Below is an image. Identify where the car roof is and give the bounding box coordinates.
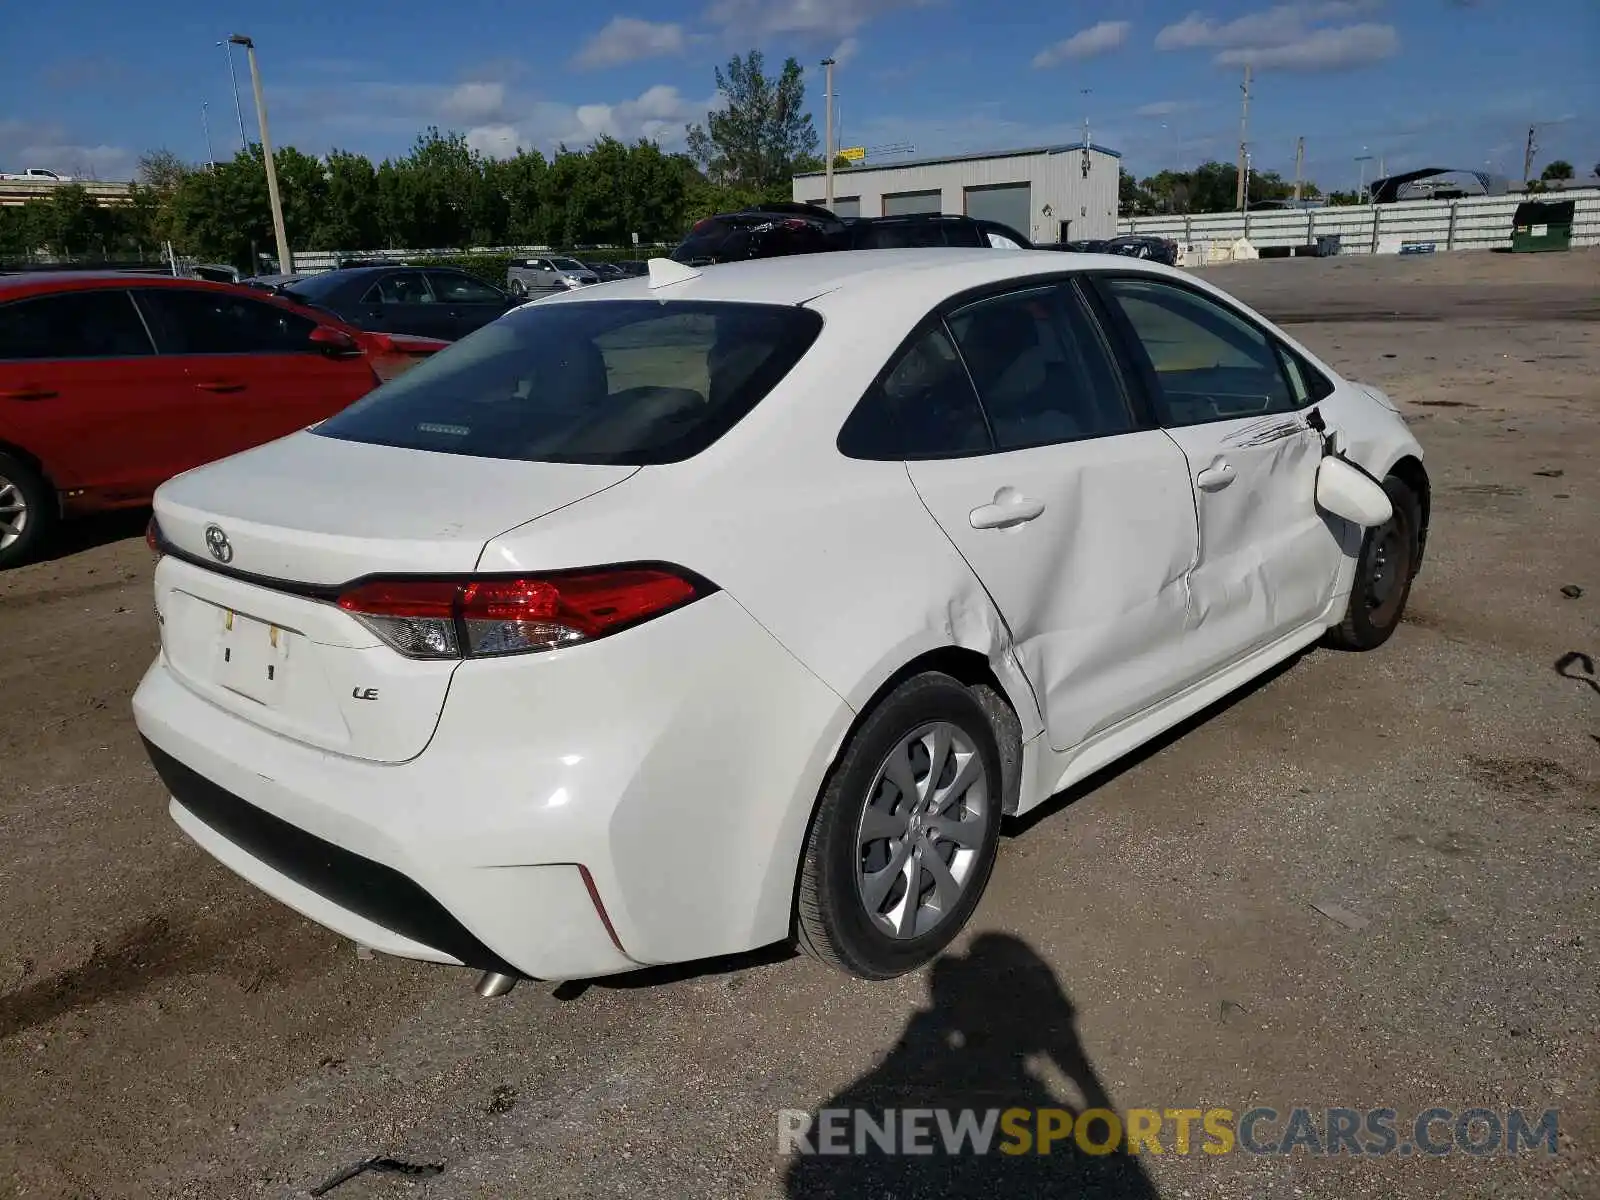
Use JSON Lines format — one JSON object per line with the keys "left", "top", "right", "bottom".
{"left": 0, "top": 270, "right": 264, "bottom": 298}
{"left": 535, "top": 248, "right": 1165, "bottom": 310}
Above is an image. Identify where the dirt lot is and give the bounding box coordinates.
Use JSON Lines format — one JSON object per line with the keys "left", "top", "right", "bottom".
{"left": 1, "top": 250, "right": 1596, "bottom": 1200}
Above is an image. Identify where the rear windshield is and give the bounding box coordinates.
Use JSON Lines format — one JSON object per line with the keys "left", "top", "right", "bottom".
{"left": 314, "top": 300, "right": 823, "bottom": 465}
{"left": 550, "top": 257, "right": 587, "bottom": 273}
{"left": 281, "top": 272, "right": 344, "bottom": 299}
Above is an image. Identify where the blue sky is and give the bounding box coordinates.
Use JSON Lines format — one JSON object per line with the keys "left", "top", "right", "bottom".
{"left": 3, "top": 0, "right": 1596, "bottom": 192}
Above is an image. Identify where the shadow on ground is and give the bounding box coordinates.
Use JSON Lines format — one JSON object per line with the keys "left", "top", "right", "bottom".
{"left": 784, "top": 934, "right": 1158, "bottom": 1199}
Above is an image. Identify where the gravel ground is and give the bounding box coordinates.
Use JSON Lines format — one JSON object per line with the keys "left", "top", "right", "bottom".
{"left": 0, "top": 249, "right": 1595, "bottom": 1200}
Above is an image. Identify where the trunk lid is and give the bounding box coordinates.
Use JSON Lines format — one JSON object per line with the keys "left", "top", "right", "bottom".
{"left": 152, "top": 433, "right": 636, "bottom": 762}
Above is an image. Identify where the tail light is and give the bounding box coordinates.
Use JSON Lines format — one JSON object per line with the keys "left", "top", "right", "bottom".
{"left": 146, "top": 516, "right": 163, "bottom": 559}
{"left": 336, "top": 566, "right": 709, "bottom": 660}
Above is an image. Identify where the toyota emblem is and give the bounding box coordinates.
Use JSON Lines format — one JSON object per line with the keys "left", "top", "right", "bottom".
{"left": 204, "top": 524, "right": 234, "bottom": 564}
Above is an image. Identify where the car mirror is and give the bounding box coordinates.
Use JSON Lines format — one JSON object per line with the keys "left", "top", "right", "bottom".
{"left": 309, "top": 325, "right": 360, "bottom": 356}
{"left": 1316, "top": 456, "right": 1392, "bottom": 527}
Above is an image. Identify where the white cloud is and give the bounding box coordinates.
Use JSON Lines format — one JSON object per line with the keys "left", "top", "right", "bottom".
{"left": 703, "top": 0, "right": 925, "bottom": 40}
{"left": 0, "top": 118, "right": 136, "bottom": 181}
{"left": 1215, "top": 22, "right": 1397, "bottom": 69}
{"left": 1033, "top": 20, "right": 1131, "bottom": 68}
{"left": 1155, "top": 3, "right": 1397, "bottom": 70}
{"left": 441, "top": 82, "right": 508, "bottom": 124}
{"left": 1133, "top": 100, "right": 1199, "bottom": 118}
{"left": 465, "top": 85, "right": 722, "bottom": 156}
{"left": 573, "top": 17, "right": 687, "bottom": 69}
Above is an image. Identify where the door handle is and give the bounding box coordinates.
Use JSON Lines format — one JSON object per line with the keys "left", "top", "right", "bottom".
{"left": 969, "top": 490, "right": 1046, "bottom": 530}
{"left": 1195, "top": 460, "right": 1236, "bottom": 492}
{"left": 195, "top": 381, "right": 246, "bottom": 394}
{"left": 0, "top": 387, "right": 57, "bottom": 401}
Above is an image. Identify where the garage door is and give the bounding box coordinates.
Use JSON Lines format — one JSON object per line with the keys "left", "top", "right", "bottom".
{"left": 803, "top": 196, "right": 861, "bottom": 218}
{"left": 882, "top": 190, "right": 942, "bottom": 216}
{"left": 964, "top": 183, "right": 1031, "bottom": 236}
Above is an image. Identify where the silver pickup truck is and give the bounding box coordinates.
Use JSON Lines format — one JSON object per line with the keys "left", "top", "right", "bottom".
{"left": 505, "top": 255, "right": 599, "bottom": 297}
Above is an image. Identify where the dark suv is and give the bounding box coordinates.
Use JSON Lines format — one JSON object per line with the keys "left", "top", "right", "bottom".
{"left": 671, "top": 203, "right": 1032, "bottom": 265}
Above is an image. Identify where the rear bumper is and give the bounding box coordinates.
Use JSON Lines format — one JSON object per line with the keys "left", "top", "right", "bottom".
{"left": 132, "top": 590, "right": 851, "bottom": 980}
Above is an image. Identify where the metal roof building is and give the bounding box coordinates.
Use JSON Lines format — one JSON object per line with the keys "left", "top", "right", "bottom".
{"left": 792, "top": 142, "right": 1122, "bottom": 244}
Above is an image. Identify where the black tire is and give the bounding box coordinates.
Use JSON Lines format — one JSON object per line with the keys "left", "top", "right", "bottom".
{"left": 1326, "top": 474, "right": 1421, "bottom": 651}
{"left": 796, "top": 672, "right": 1003, "bottom": 979}
{"left": 510, "top": 279, "right": 528, "bottom": 297}
{"left": 0, "top": 451, "right": 54, "bottom": 570}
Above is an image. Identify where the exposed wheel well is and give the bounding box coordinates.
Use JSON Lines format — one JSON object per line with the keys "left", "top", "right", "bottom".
{"left": 851, "top": 648, "right": 1026, "bottom": 813}
{"left": 1387, "top": 455, "right": 1430, "bottom": 571}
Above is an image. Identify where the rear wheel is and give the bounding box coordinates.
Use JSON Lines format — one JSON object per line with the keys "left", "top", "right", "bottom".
{"left": 0, "top": 452, "right": 54, "bottom": 570}
{"left": 796, "top": 672, "right": 1002, "bottom": 979}
{"left": 510, "top": 279, "right": 528, "bottom": 297}
{"left": 1326, "top": 474, "right": 1420, "bottom": 650}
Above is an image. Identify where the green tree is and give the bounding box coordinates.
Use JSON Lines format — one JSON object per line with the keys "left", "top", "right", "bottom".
{"left": 498, "top": 149, "right": 550, "bottom": 244}
{"left": 1540, "top": 159, "right": 1574, "bottom": 182}
{"left": 686, "top": 50, "right": 818, "bottom": 191}
{"left": 314, "top": 150, "right": 381, "bottom": 249}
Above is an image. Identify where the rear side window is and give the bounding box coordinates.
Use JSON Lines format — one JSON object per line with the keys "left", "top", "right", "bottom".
{"left": 0, "top": 291, "right": 154, "bottom": 360}
{"left": 946, "top": 285, "right": 1132, "bottom": 450}
{"left": 838, "top": 322, "right": 992, "bottom": 460}
{"left": 315, "top": 300, "right": 823, "bottom": 465}
{"left": 427, "top": 272, "right": 504, "bottom": 303}
{"left": 362, "top": 272, "right": 434, "bottom": 305}
{"left": 134, "top": 289, "right": 319, "bottom": 355}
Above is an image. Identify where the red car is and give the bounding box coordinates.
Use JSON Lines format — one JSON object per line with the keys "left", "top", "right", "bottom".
{"left": 0, "top": 272, "right": 447, "bottom": 567}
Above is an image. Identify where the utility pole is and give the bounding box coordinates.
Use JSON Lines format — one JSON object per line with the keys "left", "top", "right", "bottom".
{"left": 1080, "top": 89, "right": 1092, "bottom": 178}
{"left": 201, "top": 102, "right": 216, "bottom": 170}
{"left": 1522, "top": 125, "right": 1537, "bottom": 185}
{"left": 1235, "top": 64, "right": 1251, "bottom": 211}
{"left": 219, "top": 41, "right": 248, "bottom": 151}
{"left": 1293, "top": 136, "right": 1305, "bottom": 203}
{"left": 230, "top": 35, "right": 293, "bottom": 275}
{"left": 821, "top": 56, "right": 836, "bottom": 210}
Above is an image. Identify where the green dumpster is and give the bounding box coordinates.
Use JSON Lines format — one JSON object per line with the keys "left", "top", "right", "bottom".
{"left": 1508, "top": 198, "right": 1574, "bottom": 252}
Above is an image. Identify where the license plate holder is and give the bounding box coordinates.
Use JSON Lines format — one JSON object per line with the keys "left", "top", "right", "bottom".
{"left": 215, "top": 609, "right": 290, "bottom": 706}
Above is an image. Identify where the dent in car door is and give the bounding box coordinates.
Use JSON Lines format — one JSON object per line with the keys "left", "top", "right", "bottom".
{"left": 1096, "top": 275, "right": 1344, "bottom": 675}
{"left": 843, "top": 284, "right": 1199, "bottom": 753}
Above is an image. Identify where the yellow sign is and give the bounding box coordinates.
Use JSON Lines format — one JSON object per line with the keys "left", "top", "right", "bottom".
{"left": 838, "top": 146, "right": 866, "bottom": 163}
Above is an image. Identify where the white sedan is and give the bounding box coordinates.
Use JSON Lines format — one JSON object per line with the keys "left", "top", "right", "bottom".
{"left": 133, "top": 250, "right": 1428, "bottom": 989}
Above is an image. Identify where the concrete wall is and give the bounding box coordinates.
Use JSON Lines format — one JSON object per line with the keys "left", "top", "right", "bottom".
{"left": 794, "top": 147, "right": 1120, "bottom": 242}
{"left": 1116, "top": 189, "right": 1600, "bottom": 254}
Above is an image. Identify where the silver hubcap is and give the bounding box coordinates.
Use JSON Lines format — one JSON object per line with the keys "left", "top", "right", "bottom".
{"left": 0, "top": 474, "right": 27, "bottom": 551}
{"left": 856, "top": 721, "right": 990, "bottom": 940}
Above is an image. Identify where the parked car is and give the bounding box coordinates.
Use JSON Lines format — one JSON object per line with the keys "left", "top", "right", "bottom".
{"left": 613, "top": 260, "right": 649, "bottom": 277}
{"left": 134, "top": 248, "right": 1428, "bottom": 991}
{"left": 242, "top": 271, "right": 314, "bottom": 293}
{"left": 671, "top": 204, "right": 1032, "bottom": 265}
{"left": 505, "top": 256, "right": 600, "bottom": 297}
{"left": 280, "top": 266, "right": 515, "bottom": 342}
{"left": 0, "top": 272, "right": 447, "bottom": 567}
{"left": 582, "top": 261, "right": 626, "bottom": 282}
{"left": 1104, "top": 234, "right": 1180, "bottom": 266}
{"left": 1040, "top": 238, "right": 1110, "bottom": 254}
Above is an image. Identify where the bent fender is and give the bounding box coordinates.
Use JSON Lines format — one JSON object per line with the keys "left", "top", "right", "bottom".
{"left": 1316, "top": 456, "right": 1392, "bottom": 527}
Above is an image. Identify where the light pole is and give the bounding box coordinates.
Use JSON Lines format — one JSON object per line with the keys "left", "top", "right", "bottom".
{"left": 230, "top": 34, "right": 293, "bottom": 274}
{"left": 201, "top": 102, "right": 215, "bottom": 169}
{"left": 219, "top": 40, "right": 248, "bottom": 151}
{"left": 821, "top": 56, "right": 836, "bottom": 210}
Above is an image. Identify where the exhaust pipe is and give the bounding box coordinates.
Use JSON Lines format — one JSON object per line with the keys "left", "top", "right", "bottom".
{"left": 475, "top": 971, "right": 518, "bottom": 998}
